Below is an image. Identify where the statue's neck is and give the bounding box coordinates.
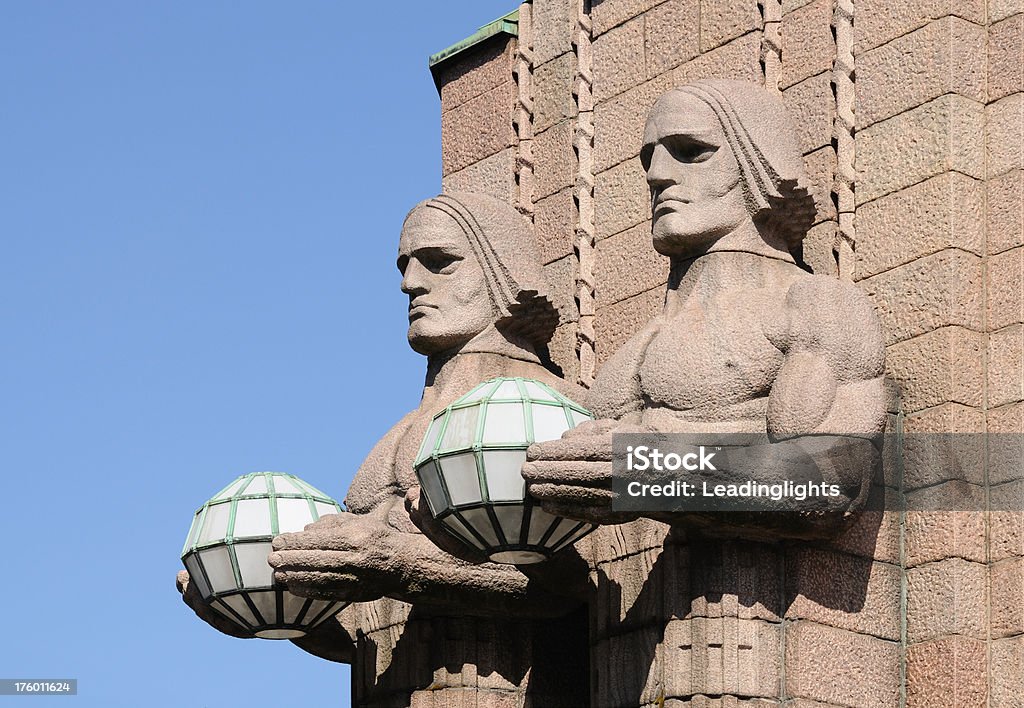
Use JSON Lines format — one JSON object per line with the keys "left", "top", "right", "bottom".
{"left": 422, "top": 326, "right": 540, "bottom": 404}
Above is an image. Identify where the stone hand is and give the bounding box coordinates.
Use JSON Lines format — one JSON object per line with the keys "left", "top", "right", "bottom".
{"left": 176, "top": 570, "right": 254, "bottom": 639}
{"left": 269, "top": 510, "right": 406, "bottom": 603}
{"left": 523, "top": 419, "right": 640, "bottom": 525}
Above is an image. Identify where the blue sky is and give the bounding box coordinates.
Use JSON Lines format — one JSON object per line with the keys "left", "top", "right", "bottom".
{"left": 1, "top": 2, "right": 519, "bottom": 705}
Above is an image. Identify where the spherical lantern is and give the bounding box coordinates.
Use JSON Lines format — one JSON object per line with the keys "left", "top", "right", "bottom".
{"left": 181, "top": 471, "right": 347, "bottom": 639}
{"left": 414, "top": 377, "right": 596, "bottom": 565}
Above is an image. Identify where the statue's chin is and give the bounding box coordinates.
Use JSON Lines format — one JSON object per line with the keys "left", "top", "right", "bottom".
{"left": 651, "top": 231, "right": 712, "bottom": 258}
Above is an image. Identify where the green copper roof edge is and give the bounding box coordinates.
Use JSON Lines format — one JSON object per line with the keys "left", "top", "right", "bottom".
{"left": 428, "top": 9, "right": 519, "bottom": 70}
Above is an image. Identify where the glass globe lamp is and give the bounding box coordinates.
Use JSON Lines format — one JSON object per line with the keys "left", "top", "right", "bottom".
{"left": 414, "top": 377, "right": 596, "bottom": 564}
{"left": 181, "top": 471, "right": 347, "bottom": 639}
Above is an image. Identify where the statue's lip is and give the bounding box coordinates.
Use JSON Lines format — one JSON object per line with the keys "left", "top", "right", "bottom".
{"left": 654, "top": 196, "right": 689, "bottom": 211}
{"left": 408, "top": 302, "right": 437, "bottom": 320}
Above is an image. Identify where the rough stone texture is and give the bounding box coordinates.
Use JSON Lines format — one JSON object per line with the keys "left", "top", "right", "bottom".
{"left": 673, "top": 30, "right": 764, "bottom": 85}
{"left": 594, "top": 285, "right": 663, "bottom": 366}
{"left": 989, "top": 246, "right": 1024, "bottom": 330}
{"left": 905, "top": 510, "right": 987, "bottom": 567}
{"left": 781, "top": 0, "right": 834, "bottom": 89}
{"left": 595, "top": 222, "right": 669, "bottom": 307}
{"left": 595, "top": 157, "right": 649, "bottom": 240}
{"left": 856, "top": 17, "right": 986, "bottom": 130}
{"left": 906, "top": 558, "right": 987, "bottom": 642}
{"left": 902, "top": 402, "right": 986, "bottom": 489}
{"left": 989, "top": 402, "right": 1024, "bottom": 486}
{"left": 990, "top": 15, "right": 1024, "bottom": 102}
{"left": 801, "top": 221, "right": 837, "bottom": 277}
{"left": 855, "top": 0, "right": 985, "bottom": 54}
{"left": 662, "top": 617, "right": 782, "bottom": 699}
{"left": 992, "top": 511, "right": 1024, "bottom": 561}
{"left": 861, "top": 248, "right": 983, "bottom": 346}
{"left": 544, "top": 253, "right": 580, "bottom": 324}
{"left": 858, "top": 95, "right": 986, "bottom": 205}
{"left": 534, "top": 186, "right": 576, "bottom": 265}
{"left": 591, "top": 0, "right": 664, "bottom": 36}
{"left": 803, "top": 146, "right": 837, "bottom": 224}
{"left": 989, "top": 324, "right": 1024, "bottom": 407}
{"left": 885, "top": 326, "right": 985, "bottom": 412}
{"left": 534, "top": 53, "right": 578, "bottom": 133}
{"left": 988, "top": 169, "right": 1024, "bottom": 256}
{"left": 593, "top": 15, "right": 646, "bottom": 102}
{"left": 991, "top": 635, "right": 1024, "bottom": 707}
{"left": 646, "top": 0, "right": 700, "bottom": 75}
{"left": 785, "top": 549, "right": 901, "bottom": 640}
{"left": 437, "top": 38, "right": 515, "bottom": 114}
{"left": 987, "top": 93, "right": 1024, "bottom": 179}
{"left": 595, "top": 73, "right": 675, "bottom": 173}
{"left": 991, "top": 0, "right": 1024, "bottom": 22}
{"left": 441, "top": 81, "right": 516, "bottom": 176}
{"left": 784, "top": 622, "right": 900, "bottom": 707}
{"left": 906, "top": 635, "right": 988, "bottom": 707}
{"left": 442, "top": 148, "right": 517, "bottom": 202}
{"left": 825, "top": 505, "right": 901, "bottom": 564}
{"left": 699, "top": 0, "right": 760, "bottom": 53}
{"left": 990, "top": 556, "right": 1024, "bottom": 637}
{"left": 856, "top": 172, "right": 984, "bottom": 279}
{"left": 534, "top": 120, "right": 577, "bottom": 200}
{"left": 782, "top": 72, "right": 835, "bottom": 155}
{"left": 548, "top": 320, "right": 579, "bottom": 382}
{"left": 533, "top": 0, "right": 574, "bottom": 67}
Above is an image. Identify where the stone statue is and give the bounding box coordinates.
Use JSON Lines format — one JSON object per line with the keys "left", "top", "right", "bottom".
{"left": 180, "top": 192, "right": 589, "bottom": 706}
{"left": 523, "top": 80, "right": 887, "bottom": 539}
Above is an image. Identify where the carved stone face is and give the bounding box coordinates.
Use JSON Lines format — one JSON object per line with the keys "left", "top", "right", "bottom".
{"left": 642, "top": 91, "right": 750, "bottom": 257}
{"left": 397, "top": 206, "right": 494, "bottom": 355}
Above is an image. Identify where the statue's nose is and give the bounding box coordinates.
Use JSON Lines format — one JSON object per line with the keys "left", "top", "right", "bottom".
{"left": 645, "top": 143, "right": 678, "bottom": 190}
{"left": 400, "top": 259, "right": 429, "bottom": 296}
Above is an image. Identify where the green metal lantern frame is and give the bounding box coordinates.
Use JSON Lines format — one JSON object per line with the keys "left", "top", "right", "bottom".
{"left": 414, "top": 377, "right": 596, "bottom": 564}
{"left": 181, "top": 471, "right": 346, "bottom": 639}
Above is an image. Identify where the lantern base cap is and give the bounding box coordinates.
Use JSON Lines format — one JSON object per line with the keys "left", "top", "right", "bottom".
{"left": 489, "top": 549, "right": 546, "bottom": 565}
{"left": 256, "top": 628, "right": 307, "bottom": 640}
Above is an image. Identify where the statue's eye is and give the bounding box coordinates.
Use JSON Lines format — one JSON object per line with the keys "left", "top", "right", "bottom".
{"left": 419, "top": 249, "right": 461, "bottom": 274}
{"left": 665, "top": 136, "right": 716, "bottom": 163}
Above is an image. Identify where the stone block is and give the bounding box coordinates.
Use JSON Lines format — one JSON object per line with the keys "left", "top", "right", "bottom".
{"left": 857, "top": 17, "right": 986, "bottom": 130}
{"left": 803, "top": 146, "right": 836, "bottom": 224}
{"left": 987, "top": 93, "right": 1024, "bottom": 179}
{"left": 781, "top": 0, "right": 834, "bottom": 89}
{"left": 672, "top": 31, "right": 764, "bottom": 85}
{"left": 591, "top": 0, "right": 663, "bottom": 36}
{"left": 991, "top": 635, "right": 1024, "bottom": 707}
{"left": 594, "top": 286, "right": 663, "bottom": 366}
{"left": 826, "top": 505, "right": 901, "bottom": 564}
{"left": 544, "top": 253, "right": 580, "bottom": 325}
{"left": 885, "top": 327, "right": 985, "bottom": 413}
{"left": 699, "top": 0, "right": 760, "bottom": 53}
{"left": 782, "top": 72, "right": 834, "bottom": 155}
{"left": 437, "top": 37, "right": 515, "bottom": 113}
{"left": 594, "top": 72, "right": 674, "bottom": 173}
{"left": 534, "top": 186, "right": 576, "bottom": 264}
{"left": 906, "top": 558, "right": 987, "bottom": 642}
{"left": 593, "top": 630, "right": 663, "bottom": 706}
{"left": 662, "top": 617, "right": 782, "bottom": 699}
{"left": 533, "top": 0, "right": 575, "bottom": 67}
{"left": 989, "top": 402, "right": 1024, "bottom": 485}
{"left": 595, "top": 157, "right": 649, "bottom": 240}
{"left": 593, "top": 15, "right": 645, "bottom": 102}
{"left": 858, "top": 95, "right": 986, "bottom": 205}
{"left": 647, "top": 0, "right": 700, "bottom": 76}
{"left": 904, "top": 511, "right": 987, "bottom": 567}
{"left": 854, "top": 0, "right": 985, "bottom": 54}
{"left": 989, "top": 247, "right": 1024, "bottom": 331}
{"left": 991, "top": 511, "right": 1024, "bottom": 561}
{"left": 534, "top": 53, "right": 578, "bottom": 134}
{"left": 800, "top": 221, "right": 837, "bottom": 277}
{"left": 991, "top": 0, "right": 1024, "bottom": 23}
{"left": 784, "top": 621, "right": 900, "bottom": 707}
{"left": 441, "top": 148, "right": 517, "bottom": 203}
{"left": 856, "top": 172, "right": 984, "bottom": 279}
{"left": 784, "top": 549, "right": 901, "bottom": 640}
{"left": 902, "top": 402, "right": 986, "bottom": 489}
{"left": 906, "top": 636, "right": 987, "bottom": 707}
{"left": 861, "top": 249, "right": 983, "bottom": 346}
{"left": 595, "top": 222, "right": 668, "bottom": 307}
{"left": 989, "top": 324, "right": 1024, "bottom": 407}
{"left": 548, "top": 320, "right": 578, "bottom": 381}
{"left": 991, "top": 557, "right": 1024, "bottom": 637}
{"left": 534, "top": 120, "right": 577, "bottom": 200}
{"left": 988, "top": 169, "right": 1024, "bottom": 256}
{"left": 990, "top": 15, "right": 1024, "bottom": 102}
{"left": 441, "top": 81, "right": 516, "bottom": 175}
{"left": 685, "top": 541, "right": 785, "bottom": 623}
